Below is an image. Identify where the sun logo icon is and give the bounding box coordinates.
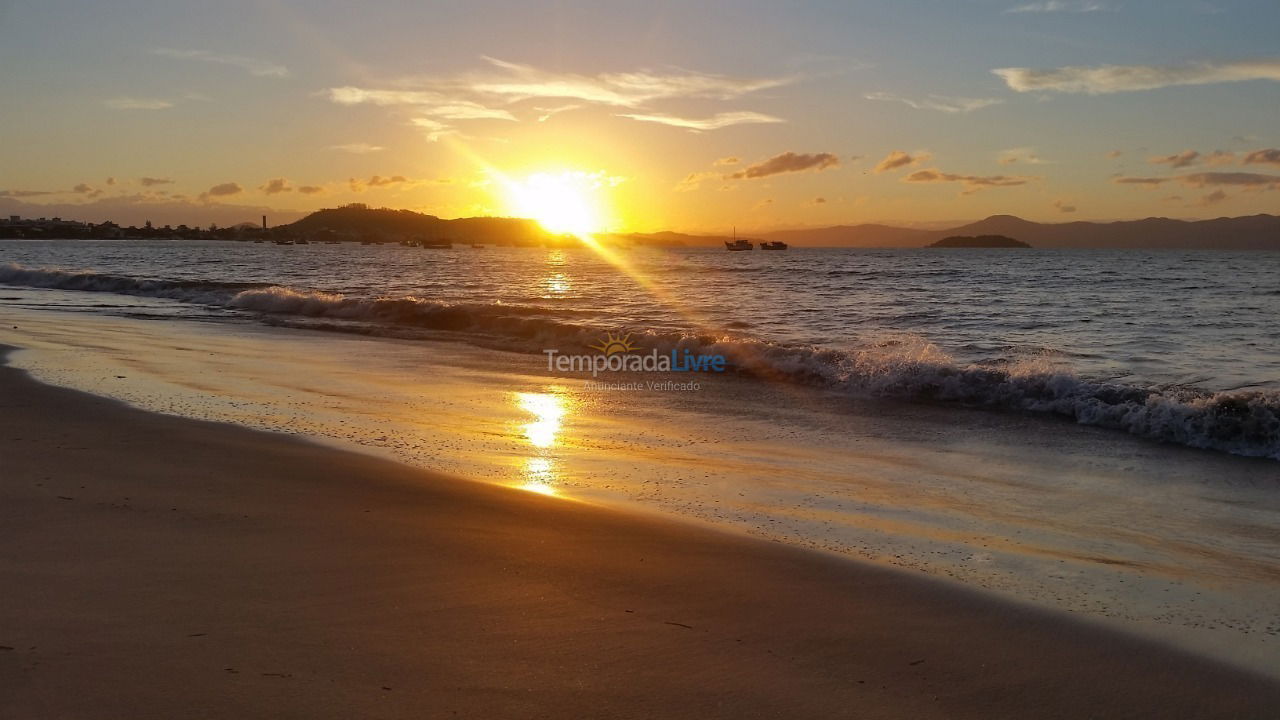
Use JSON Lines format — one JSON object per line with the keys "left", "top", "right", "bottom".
{"left": 589, "top": 331, "right": 639, "bottom": 355}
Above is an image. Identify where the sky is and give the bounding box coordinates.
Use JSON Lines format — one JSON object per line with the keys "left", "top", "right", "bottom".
{"left": 1, "top": 0, "right": 1278, "bottom": 232}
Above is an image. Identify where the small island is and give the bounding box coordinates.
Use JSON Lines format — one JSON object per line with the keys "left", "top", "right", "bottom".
{"left": 929, "top": 234, "right": 1031, "bottom": 248}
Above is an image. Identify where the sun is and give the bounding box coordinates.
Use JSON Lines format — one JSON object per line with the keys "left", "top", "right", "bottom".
{"left": 505, "top": 170, "right": 607, "bottom": 237}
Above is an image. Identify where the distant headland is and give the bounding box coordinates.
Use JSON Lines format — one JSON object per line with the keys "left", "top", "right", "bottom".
{"left": 929, "top": 234, "right": 1030, "bottom": 248}
{"left": 2, "top": 205, "right": 1278, "bottom": 250}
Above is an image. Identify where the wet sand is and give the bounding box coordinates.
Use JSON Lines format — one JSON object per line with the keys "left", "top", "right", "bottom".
{"left": 2, "top": 346, "right": 1279, "bottom": 719}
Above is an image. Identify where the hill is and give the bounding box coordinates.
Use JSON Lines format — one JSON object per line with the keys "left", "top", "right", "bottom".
{"left": 760, "top": 214, "right": 1280, "bottom": 249}
{"left": 283, "top": 205, "right": 554, "bottom": 245}
{"left": 929, "top": 234, "right": 1030, "bottom": 248}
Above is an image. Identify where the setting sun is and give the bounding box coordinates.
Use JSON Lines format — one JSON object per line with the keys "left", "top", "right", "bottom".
{"left": 504, "top": 171, "right": 608, "bottom": 237}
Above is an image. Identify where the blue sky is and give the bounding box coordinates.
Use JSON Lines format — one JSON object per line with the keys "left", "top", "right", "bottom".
{"left": 1, "top": 0, "right": 1277, "bottom": 230}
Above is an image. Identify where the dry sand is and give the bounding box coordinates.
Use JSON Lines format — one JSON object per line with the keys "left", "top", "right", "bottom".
{"left": 2, "top": 346, "right": 1278, "bottom": 719}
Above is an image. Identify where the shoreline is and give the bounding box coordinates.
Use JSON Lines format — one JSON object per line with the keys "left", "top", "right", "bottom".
{"left": 5, "top": 299, "right": 1280, "bottom": 679}
{"left": 3, "top": 345, "right": 1280, "bottom": 718}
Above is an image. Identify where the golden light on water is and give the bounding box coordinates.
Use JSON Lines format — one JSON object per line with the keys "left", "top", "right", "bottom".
{"left": 520, "top": 457, "right": 558, "bottom": 496}
{"left": 505, "top": 170, "right": 608, "bottom": 236}
{"left": 513, "top": 391, "right": 570, "bottom": 496}
{"left": 515, "top": 391, "right": 565, "bottom": 448}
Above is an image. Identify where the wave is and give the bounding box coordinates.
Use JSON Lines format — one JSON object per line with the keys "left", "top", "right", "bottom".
{"left": 4, "top": 262, "right": 1278, "bottom": 459}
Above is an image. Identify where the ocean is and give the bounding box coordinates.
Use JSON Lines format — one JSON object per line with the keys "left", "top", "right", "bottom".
{"left": 3, "top": 240, "right": 1279, "bottom": 457}
{"left": 2, "top": 238, "right": 1279, "bottom": 674}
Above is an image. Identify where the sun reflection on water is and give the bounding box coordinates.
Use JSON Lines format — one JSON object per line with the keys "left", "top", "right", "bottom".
{"left": 513, "top": 390, "right": 571, "bottom": 496}
{"left": 520, "top": 457, "right": 558, "bottom": 496}
{"left": 516, "top": 391, "right": 565, "bottom": 448}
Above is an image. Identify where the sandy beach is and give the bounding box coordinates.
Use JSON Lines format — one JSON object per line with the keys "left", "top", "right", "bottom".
{"left": 2, "top": 346, "right": 1278, "bottom": 719}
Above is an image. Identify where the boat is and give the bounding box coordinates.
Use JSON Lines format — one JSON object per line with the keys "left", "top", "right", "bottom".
{"left": 760, "top": 241, "right": 788, "bottom": 251}
{"left": 724, "top": 226, "right": 753, "bottom": 251}
{"left": 273, "top": 239, "right": 293, "bottom": 245}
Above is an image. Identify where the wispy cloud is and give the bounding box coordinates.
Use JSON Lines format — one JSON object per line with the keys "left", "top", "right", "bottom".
{"left": 328, "top": 143, "right": 385, "bottom": 154}
{"left": 1150, "top": 150, "right": 1201, "bottom": 168}
{"left": 674, "top": 171, "right": 720, "bottom": 192}
{"left": 1053, "top": 199, "right": 1078, "bottom": 213}
{"left": 105, "top": 97, "right": 173, "bottom": 110}
{"left": 0, "top": 189, "right": 57, "bottom": 198}
{"left": 297, "top": 185, "right": 325, "bottom": 195}
{"left": 994, "top": 58, "right": 1280, "bottom": 94}
{"left": 139, "top": 177, "right": 175, "bottom": 187}
{"left": 153, "top": 48, "right": 289, "bottom": 78}
{"left": 1004, "top": 1, "right": 1109, "bottom": 13}
{"left": 464, "top": 56, "right": 791, "bottom": 107}
{"left": 903, "top": 168, "right": 1036, "bottom": 193}
{"left": 998, "top": 147, "right": 1046, "bottom": 165}
{"left": 873, "top": 150, "right": 927, "bottom": 173}
{"left": 327, "top": 57, "right": 792, "bottom": 138}
{"left": 1113, "top": 176, "right": 1170, "bottom": 186}
{"left": 728, "top": 152, "right": 840, "bottom": 179}
{"left": 410, "top": 117, "right": 455, "bottom": 142}
{"left": 1178, "top": 171, "right": 1280, "bottom": 189}
{"left": 616, "top": 111, "right": 784, "bottom": 131}
{"left": 348, "top": 175, "right": 420, "bottom": 193}
{"left": 865, "top": 91, "right": 1001, "bottom": 114}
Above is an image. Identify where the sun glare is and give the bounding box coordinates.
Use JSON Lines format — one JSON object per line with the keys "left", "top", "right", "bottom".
{"left": 505, "top": 171, "right": 607, "bottom": 237}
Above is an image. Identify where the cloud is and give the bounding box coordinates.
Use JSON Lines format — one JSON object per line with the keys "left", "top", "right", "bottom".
{"left": 297, "top": 185, "right": 325, "bottom": 195}
{"left": 105, "top": 177, "right": 116, "bottom": 186}
{"left": 328, "top": 143, "right": 384, "bottom": 154}
{"left": 1106, "top": 149, "right": 1123, "bottom": 159}
{"left": 674, "top": 171, "right": 719, "bottom": 192}
{"left": 811, "top": 197, "right": 827, "bottom": 205}
{"left": 1178, "top": 171, "right": 1280, "bottom": 189}
{"left": 410, "top": 117, "right": 455, "bottom": 142}
{"left": 1053, "top": 199, "right": 1077, "bottom": 213}
{"left": 152, "top": 48, "right": 289, "bottom": 78}
{"left": 534, "top": 104, "right": 582, "bottom": 122}
{"left": 348, "top": 175, "right": 415, "bottom": 193}
{"left": 1113, "top": 176, "right": 1169, "bottom": 185}
{"left": 1199, "top": 190, "right": 1228, "bottom": 206}
{"left": 902, "top": 168, "right": 1036, "bottom": 193}
{"left": 464, "top": 56, "right": 790, "bottom": 107}
{"left": 199, "top": 182, "right": 243, "bottom": 201}
{"left": 998, "top": 147, "right": 1046, "bottom": 165}
{"left": 328, "top": 57, "right": 792, "bottom": 140}
{"left": 874, "top": 150, "right": 926, "bottom": 173}
{"left": 139, "top": 177, "right": 175, "bottom": 187}
{"left": 865, "top": 91, "right": 1001, "bottom": 114}
{"left": 715, "top": 156, "right": 741, "bottom": 166}
{"left": 1150, "top": 150, "right": 1200, "bottom": 168}
{"left": 72, "top": 183, "right": 93, "bottom": 194}
{"left": 616, "top": 111, "right": 784, "bottom": 131}
{"left": 105, "top": 97, "right": 173, "bottom": 110}
{"left": 0, "top": 189, "right": 56, "bottom": 198}
{"left": 1005, "top": 1, "right": 1108, "bottom": 12}
{"left": 994, "top": 58, "right": 1280, "bottom": 94}
{"left": 1243, "top": 148, "right": 1280, "bottom": 166}
{"left": 259, "top": 178, "right": 291, "bottom": 195}
{"left": 728, "top": 152, "right": 840, "bottom": 180}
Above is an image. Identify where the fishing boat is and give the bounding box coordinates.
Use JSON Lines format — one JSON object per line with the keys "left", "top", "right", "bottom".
{"left": 760, "top": 241, "right": 788, "bottom": 251}
{"left": 724, "top": 227, "right": 753, "bottom": 251}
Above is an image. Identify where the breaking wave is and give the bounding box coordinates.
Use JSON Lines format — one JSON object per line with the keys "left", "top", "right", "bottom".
{"left": 4, "top": 262, "right": 1278, "bottom": 459}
